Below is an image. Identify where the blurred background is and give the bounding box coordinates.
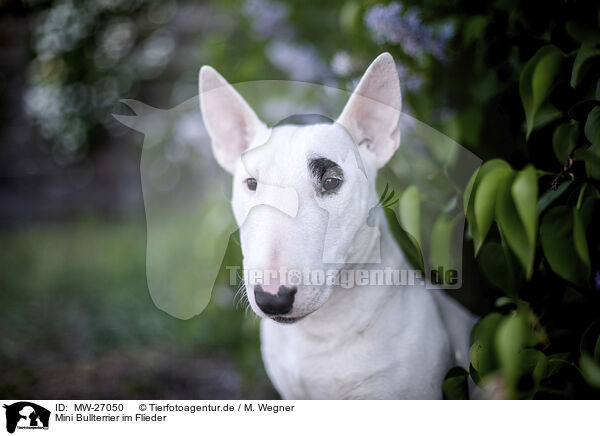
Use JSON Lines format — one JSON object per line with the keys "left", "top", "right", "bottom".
{"left": 1, "top": 0, "right": 599, "bottom": 399}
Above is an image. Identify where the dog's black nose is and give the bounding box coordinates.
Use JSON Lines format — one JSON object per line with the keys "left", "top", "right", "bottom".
{"left": 254, "top": 285, "right": 297, "bottom": 316}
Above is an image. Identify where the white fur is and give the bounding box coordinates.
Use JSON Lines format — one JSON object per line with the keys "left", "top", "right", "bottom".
{"left": 200, "top": 53, "right": 476, "bottom": 399}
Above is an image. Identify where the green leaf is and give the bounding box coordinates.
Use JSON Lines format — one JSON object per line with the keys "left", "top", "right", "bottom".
{"left": 537, "top": 181, "right": 573, "bottom": 216}
{"left": 463, "top": 15, "right": 489, "bottom": 45}
{"left": 478, "top": 242, "right": 517, "bottom": 293}
{"left": 464, "top": 159, "right": 511, "bottom": 210}
{"left": 574, "top": 145, "right": 600, "bottom": 179}
{"left": 584, "top": 106, "right": 600, "bottom": 147}
{"left": 531, "top": 104, "right": 562, "bottom": 132}
{"left": 574, "top": 184, "right": 600, "bottom": 227}
{"left": 463, "top": 170, "right": 476, "bottom": 215}
{"left": 399, "top": 185, "right": 421, "bottom": 247}
{"left": 469, "top": 340, "right": 482, "bottom": 372}
{"left": 518, "top": 349, "right": 549, "bottom": 398}
{"left": 495, "top": 297, "right": 517, "bottom": 308}
{"left": 469, "top": 363, "right": 482, "bottom": 387}
{"left": 520, "top": 349, "right": 549, "bottom": 385}
{"left": 571, "top": 44, "right": 600, "bottom": 88}
{"left": 572, "top": 206, "right": 590, "bottom": 273}
{"left": 495, "top": 312, "right": 540, "bottom": 389}
{"left": 430, "top": 213, "right": 458, "bottom": 272}
{"left": 464, "top": 159, "right": 511, "bottom": 250}
{"left": 471, "top": 313, "right": 504, "bottom": 375}
{"left": 384, "top": 207, "right": 424, "bottom": 272}
{"left": 581, "top": 197, "right": 599, "bottom": 229}
{"left": 580, "top": 353, "right": 600, "bottom": 388}
{"left": 552, "top": 122, "right": 579, "bottom": 163}
{"left": 442, "top": 366, "right": 470, "bottom": 400}
{"left": 519, "top": 45, "right": 565, "bottom": 139}
{"left": 531, "top": 51, "right": 564, "bottom": 112}
{"left": 566, "top": 20, "right": 600, "bottom": 45}
{"left": 495, "top": 314, "right": 526, "bottom": 383}
{"left": 580, "top": 319, "right": 600, "bottom": 356}
{"left": 495, "top": 172, "right": 536, "bottom": 279}
{"left": 540, "top": 205, "right": 591, "bottom": 286}
{"left": 511, "top": 165, "right": 538, "bottom": 247}
{"left": 545, "top": 353, "right": 570, "bottom": 379}
{"left": 568, "top": 99, "right": 600, "bottom": 120}
{"left": 579, "top": 319, "right": 600, "bottom": 388}
{"left": 473, "top": 166, "right": 511, "bottom": 253}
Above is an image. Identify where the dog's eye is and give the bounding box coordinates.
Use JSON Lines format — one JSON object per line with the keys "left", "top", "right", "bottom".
{"left": 245, "top": 178, "right": 258, "bottom": 191}
{"left": 323, "top": 177, "right": 341, "bottom": 191}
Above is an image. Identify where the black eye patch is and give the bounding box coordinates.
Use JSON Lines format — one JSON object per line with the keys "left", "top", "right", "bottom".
{"left": 308, "top": 157, "right": 344, "bottom": 195}
{"left": 309, "top": 157, "right": 341, "bottom": 179}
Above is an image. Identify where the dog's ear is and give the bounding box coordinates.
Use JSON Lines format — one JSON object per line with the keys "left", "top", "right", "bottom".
{"left": 336, "top": 53, "right": 401, "bottom": 168}
{"left": 199, "top": 66, "right": 268, "bottom": 174}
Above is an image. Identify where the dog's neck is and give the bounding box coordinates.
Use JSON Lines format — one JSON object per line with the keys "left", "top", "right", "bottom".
{"left": 294, "top": 205, "right": 410, "bottom": 338}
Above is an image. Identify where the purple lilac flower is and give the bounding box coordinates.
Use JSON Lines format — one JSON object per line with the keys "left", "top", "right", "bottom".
{"left": 364, "top": 2, "right": 454, "bottom": 61}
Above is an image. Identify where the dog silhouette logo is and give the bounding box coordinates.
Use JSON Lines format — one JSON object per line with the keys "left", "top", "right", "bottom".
{"left": 3, "top": 402, "right": 50, "bottom": 434}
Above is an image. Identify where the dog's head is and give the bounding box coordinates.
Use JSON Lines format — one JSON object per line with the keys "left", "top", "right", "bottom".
{"left": 199, "top": 53, "right": 401, "bottom": 323}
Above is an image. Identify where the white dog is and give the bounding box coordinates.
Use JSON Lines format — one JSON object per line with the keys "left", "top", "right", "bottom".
{"left": 199, "top": 53, "right": 476, "bottom": 399}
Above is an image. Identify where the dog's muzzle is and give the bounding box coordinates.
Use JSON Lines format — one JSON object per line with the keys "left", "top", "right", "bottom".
{"left": 254, "top": 285, "right": 297, "bottom": 316}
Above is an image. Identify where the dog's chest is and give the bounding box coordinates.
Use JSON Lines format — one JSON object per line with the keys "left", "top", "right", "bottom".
{"left": 259, "top": 315, "right": 449, "bottom": 399}
{"left": 260, "top": 321, "right": 383, "bottom": 399}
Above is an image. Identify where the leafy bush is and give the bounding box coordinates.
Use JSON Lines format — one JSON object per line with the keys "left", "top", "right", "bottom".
{"left": 412, "top": 1, "right": 600, "bottom": 399}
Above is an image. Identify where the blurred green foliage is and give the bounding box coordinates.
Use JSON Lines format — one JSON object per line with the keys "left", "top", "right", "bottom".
{"left": 0, "top": 219, "right": 271, "bottom": 398}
